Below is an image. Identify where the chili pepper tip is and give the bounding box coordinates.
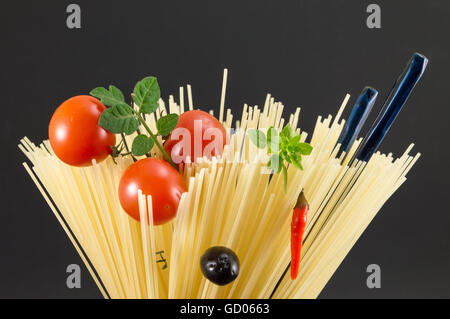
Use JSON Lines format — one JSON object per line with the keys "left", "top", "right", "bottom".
{"left": 295, "top": 190, "right": 309, "bottom": 210}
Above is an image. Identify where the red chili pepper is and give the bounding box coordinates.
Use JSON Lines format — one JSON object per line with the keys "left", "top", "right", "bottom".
{"left": 291, "top": 191, "right": 309, "bottom": 280}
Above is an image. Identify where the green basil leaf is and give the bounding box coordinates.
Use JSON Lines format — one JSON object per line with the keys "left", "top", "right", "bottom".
{"left": 131, "top": 134, "right": 154, "bottom": 156}
{"left": 267, "top": 126, "right": 277, "bottom": 140}
{"left": 290, "top": 144, "right": 302, "bottom": 153}
{"left": 268, "top": 154, "right": 281, "bottom": 173}
{"left": 108, "top": 85, "right": 125, "bottom": 102}
{"left": 269, "top": 135, "right": 280, "bottom": 154}
{"left": 90, "top": 86, "right": 129, "bottom": 108}
{"left": 248, "top": 129, "right": 267, "bottom": 149}
{"left": 287, "top": 145, "right": 297, "bottom": 153}
{"left": 289, "top": 134, "right": 301, "bottom": 146}
{"left": 267, "top": 126, "right": 279, "bottom": 154}
{"left": 133, "top": 76, "right": 160, "bottom": 114}
{"left": 280, "top": 124, "right": 292, "bottom": 139}
{"left": 284, "top": 153, "right": 292, "bottom": 164}
{"left": 298, "top": 142, "right": 313, "bottom": 155}
{"left": 291, "top": 156, "right": 303, "bottom": 170}
{"left": 157, "top": 114, "right": 179, "bottom": 136}
{"left": 98, "top": 105, "right": 139, "bottom": 135}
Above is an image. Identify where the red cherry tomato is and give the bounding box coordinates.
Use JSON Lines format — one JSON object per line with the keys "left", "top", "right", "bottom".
{"left": 164, "top": 110, "right": 227, "bottom": 167}
{"left": 48, "top": 95, "right": 116, "bottom": 167}
{"left": 118, "top": 158, "right": 187, "bottom": 225}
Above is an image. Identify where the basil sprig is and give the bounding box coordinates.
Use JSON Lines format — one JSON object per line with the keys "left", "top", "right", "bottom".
{"left": 249, "top": 124, "right": 313, "bottom": 191}
{"left": 90, "top": 77, "right": 179, "bottom": 169}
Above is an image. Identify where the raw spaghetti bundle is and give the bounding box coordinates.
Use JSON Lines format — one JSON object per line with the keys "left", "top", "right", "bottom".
{"left": 19, "top": 54, "right": 427, "bottom": 299}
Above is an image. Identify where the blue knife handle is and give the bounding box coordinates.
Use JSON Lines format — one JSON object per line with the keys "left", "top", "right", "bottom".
{"left": 356, "top": 53, "right": 428, "bottom": 162}
{"left": 337, "top": 87, "right": 378, "bottom": 158}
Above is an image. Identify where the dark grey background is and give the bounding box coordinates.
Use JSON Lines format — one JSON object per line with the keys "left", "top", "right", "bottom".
{"left": 1, "top": 0, "right": 449, "bottom": 298}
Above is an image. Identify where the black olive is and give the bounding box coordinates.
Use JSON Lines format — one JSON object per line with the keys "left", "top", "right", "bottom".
{"left": 200, "top": 246, "right": 240, "bottom": 286}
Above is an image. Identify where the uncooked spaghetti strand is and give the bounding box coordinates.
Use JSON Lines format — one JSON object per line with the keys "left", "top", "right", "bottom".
{"left": 22, "top": 162, "right": 109, "bottom": 299}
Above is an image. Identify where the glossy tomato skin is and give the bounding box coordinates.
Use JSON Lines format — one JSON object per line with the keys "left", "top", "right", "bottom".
{"left": 118, "top": 158, "right": 187, "bottom": 225}
{"left": 164, "top": 110, "right": 227, "bottom": 167}
{"left": 48, "top": 95, "right": 116, "bottom": 167}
